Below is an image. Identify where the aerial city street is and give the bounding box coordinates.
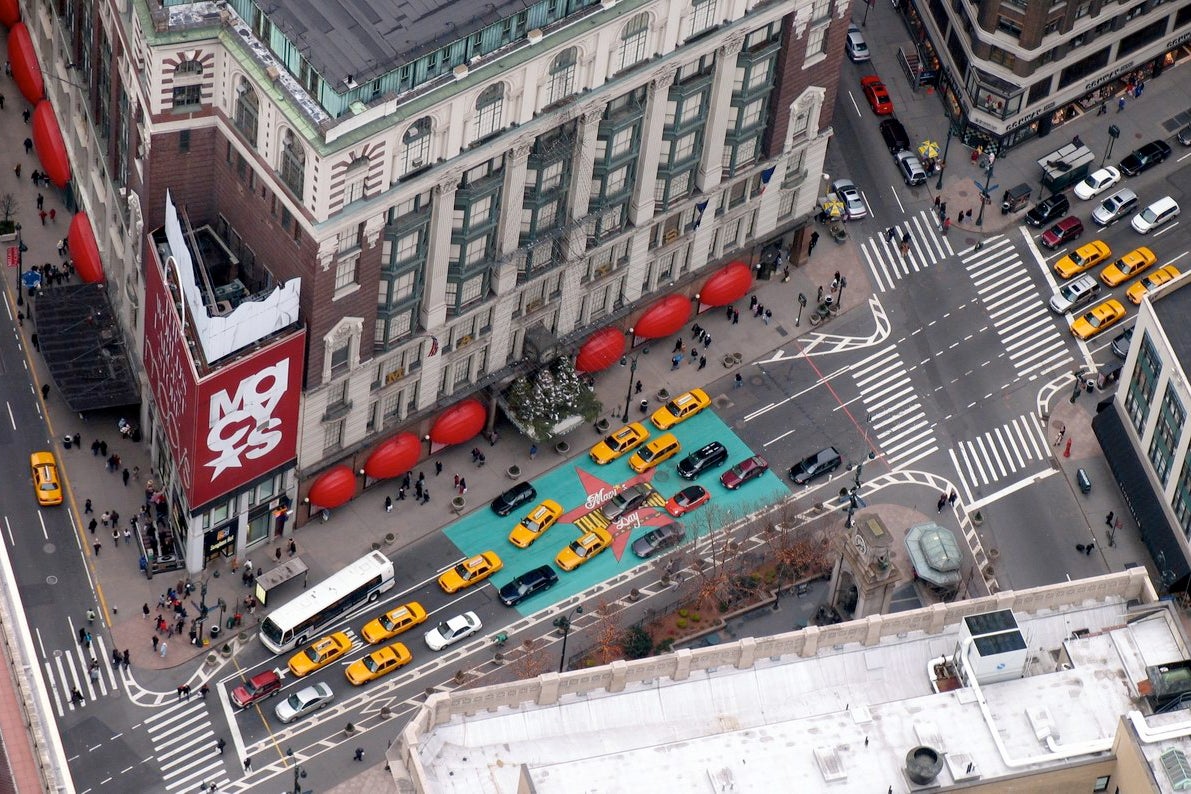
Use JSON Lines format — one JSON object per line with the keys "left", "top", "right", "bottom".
{"left": 0, "top": 0, "right": 1190, "bottom": 791}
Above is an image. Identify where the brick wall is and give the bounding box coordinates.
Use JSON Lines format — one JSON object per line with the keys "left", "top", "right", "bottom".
{"left": 765, "top": 11, "right": 849, "bottom": 156}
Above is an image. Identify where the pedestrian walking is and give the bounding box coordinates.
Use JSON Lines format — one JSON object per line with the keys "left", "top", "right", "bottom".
{"left": 699, "top": 356, "right": 707, "bottom": 370}
{"left": 93, "top": 540, "right": 101, "bottom": 556}
{"left": 183, "top": 684, "right": 192, "bottom": 701}
{"left": 764, "top": 309, "right": 772, "bottom": 325}
{"left": 178, "top": 685, "right": 186, "bottom": 701}
{"left": 200, "top": 683, "right": 209, "bottom": 700}
{"left": 49, "top": 208, "right": 55, "bottom": 222}
{"left": 159, "top": 640, "right": 168, "bottom": 658}
{"left": 725, "top": 305, "right": 734, "bottom": 320}
{"left": 529, "top": 444, "right": 538, "bottom": 460}
{"left": 85, "top": 498, "right": 93, "bottom": 514}
{"left": 634, "top": 380, "right": 643, "bottom": 394}
{"left": 122, "top": 468, "right": 130, "bottom": 486}
{"left": 936, "top": 492, "right": 947, "bottom": 512}
{"left": 39, "top": 209, "right": 47, "bottom": 225}
{"left": 940, "top": 201, "right": 947, "bottom": 219}
{"left": 152, "top": 635, "right": 159, "bottom": 652}
{"left": 288, "top": 539, "right": 296, "bottom": 556}
{"left": 1085, "top": 541, "right": 1096, "bottom": 555}
{"left": 122, "top": 649, "right": 130, "bottom": 669}
{"left": 415, "top": 481, "right": 423, "bottom": 500}
{"left": 673, "top": 338, "right": 683, "bottom": 353}
{"left": 734, "top": 373, "right": 743, "bottom": 389}
{"left": 132, "top": 465, "right": 139, "bottom": 480}
{"left": 70, "top": 687, "right": 85, "bottom": 706}
{"left": 384, "top": 496, "right": 393, "bottom": 512}
{"left": 434, "top": 460, "right": 443, "bottom": 476}
{"left": 489, "top": 429, "right": 500, "bottom": 446}
{"left": 354, "top": 748, "right": 365, "bottom": 762}
{"left": 274, "top": 546, "right": 282, "bottom": 561}
{"left": 453, "top": 474, "right": 460, "bottom": 490}
{"left": 12, "top": 164, "right": 19, "bottom": 179}
{"left": 1105, "top": 511, "right": 1115, "bottom": 527}
{"left": 124, "top": 527, "right": 131, "bottom": 544}
{"left": 421, "top": 489, "right": 430, "bottom": 504}
{"left": 22, "top": 137, "right": 32, "bottom": 154}
{"left": 732, "top": 309, "right": 740, "bottom": 324}
{"left": 41, "top": 383, "right": 50, "bottom": 399}
{"left": 112, "top": 528, "right": 120, "bottom": 547}
{"left": 1118, "top": 95, "right": 1126, "bottom": 112}
{"left": 754, "top": 303, "right": 763, "bottom": 318}
{"left": 99, "top": 440, "right": 107, "bottom": 456}
{"left": 808, "top": 231, "right": 819, "bottom": 255}
{"left": 216, "top": 738, "right": 226, "bottom": 755}
{"left": 885, "top": 227, "right": 897, "bottom": 243}
{"left": 88, "top": 518, "right": 97, "bottom": 534}
{"left": 933, "top": 196, "right": 940, "bottom": 209}
{"left": 0, "top": 93, "right": 4, "bottom": 109}
{"left": 941, "top": 218, "right": 951, "bottom": 234}
{"left": 671, "top": 354, "right": 682, "bottom": 370}
{"left": 243, "top": 757, "right": 252, "bottom": 773}
{"left": 749, "top": 295, "right": 758, "bottom": 310}
{"left": 948, "top": 491, "right": 957, "bottom": 506}
{"left": 692, "top": 322, "right": 704, "bottom": 339}
{"left": 702, "top": 332, "right": 712, "bottom": 347}
{"left": 36, "top": 193, "right": 43, "bottom": 210}
{"left": 1097, "top": 101, "right": 1108, "bottom": 115}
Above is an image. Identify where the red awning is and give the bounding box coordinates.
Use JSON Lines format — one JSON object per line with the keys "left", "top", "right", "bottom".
{"left": 633, "top": 294, "right": 692, "bottom": 339}
{"left": 33, "top": 102, "right": 71, "bottom": 188}
{"left": 430, "top": 398, "right": 486, "bottom": 446}
{"left": 68, "top": 213, "right": 104, "bottom": 283}
{"left": 700, "top": 261, "right": 753, "bottom": 306}
{"left": 308, "top": 465, "right": 356, "bottom": 509}
{"left": 0, "top": 0, "right": 21, "bottom": 28}
{"left": 7, "top": 24, "right": 43, "bottom": 105}
{"left": 575, "top": 327, "right": 626, "bottom": 373}
{"left": 363, "top": 432, "right": 420, "bottom": 480}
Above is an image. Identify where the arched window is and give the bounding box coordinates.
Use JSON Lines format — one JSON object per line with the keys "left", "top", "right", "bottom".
{"left": 280, "top": 130, "right": 306, "bottom": 198}
{"left": 402, "top": 118, "right": 432, "bottom": 174}
{"left": 617, "top": 14, "right": 650, "bottom": 72}
{"left": 548, "top": 48, "right": 577, "bottom": 105}
{"left": 688, "top": 0, "right": 718, "bottom": 38}
{"left": 176, "top": 59, "right": 204, "bottom": 76}
{"left": 343, "top": 157, "right": 369, "bottom": 205}
{"left": 233, "top": 78, "right": 259, "bottom": 147}
{"left": 475, "top": 84, "right": 504, "bottom": 142}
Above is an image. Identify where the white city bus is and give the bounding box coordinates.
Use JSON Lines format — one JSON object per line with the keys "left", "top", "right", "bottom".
{"left": 260, "top": 550, "right": 395, "bottom": 654}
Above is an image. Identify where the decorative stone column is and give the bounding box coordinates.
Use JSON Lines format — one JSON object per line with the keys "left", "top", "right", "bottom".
{"left": 696, "top": 33, "right": 745, "bottom": 193}
{"left": 419, "top": 172, "right": 461, "bottom": 332}
{"left": 493, "top": 139, "right": 535, "bottom": 296}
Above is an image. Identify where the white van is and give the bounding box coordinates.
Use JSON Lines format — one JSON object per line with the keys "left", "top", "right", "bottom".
{"left": 1132, "top": 196, "right": 1180, "bottom": 234}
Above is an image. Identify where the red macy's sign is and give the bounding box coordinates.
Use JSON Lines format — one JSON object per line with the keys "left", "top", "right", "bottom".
{"left": 143, "top": 255, "right": 304, "bottom": 509}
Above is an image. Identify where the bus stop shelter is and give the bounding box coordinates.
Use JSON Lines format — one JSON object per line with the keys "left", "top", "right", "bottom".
{"left": 254, "top": 557, "right": 309, "bottom": 606}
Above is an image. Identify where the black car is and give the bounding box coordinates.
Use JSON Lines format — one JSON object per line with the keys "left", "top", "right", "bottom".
{"left": 1119, "top": 140, "right": 1171, "bottom": 176}
{"left": 631, "top": 522, "right": 686, "bottom": 559}
{"left": 677, "top": 441, "right": 729, "bottom": 480}
{"left": 491, "top": 481, "right": 537, "bottom": 516}
{"left": 1111, "top": 327, "right": 1134, "bottom": 359}
{"left": 497, "top": 565, "right": 559, "bottom": 606}
{"left": 1024, "top": 193, "right": 1070, "bottom": 227}
{"left": 878, "top": 118, "right": 909, "bottom": 155}
{"left": 789, "top": 446, "right": 843, "bottom": 485}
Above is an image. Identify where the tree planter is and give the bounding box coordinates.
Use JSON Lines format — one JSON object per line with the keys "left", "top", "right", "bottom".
{"left": 732, "top": 352, "right": 743, "bottom": 364}
{"left": 220, "top": 643, "right": 233, "bottom": 657}
{"left": 507, "top": 465, "right": 521, "bottom": 480}
{"left": 555, "top": 441, "right": 571, "bottom": 455}
{"left": 595, "top": 418, "right": 610, "bottom": 433}
{"left": 493, "top": 652, "right": 505, "bottom": 665}
{"left": 384, "top": 532, "right": 396, "bottom": 544}
{"left": 722, "top": 355, "right": 736, "bottom": 369}
{"left": 451, "top": 496, "right": 466, "bottom": 514}
{"left": 205, "top": 653, "right": 219, "bottom": 667}
{"left": 344, "top": 722, "right": 357, "bottom": 736}
{"left": 628, "top": 588, "right": 641, "bottom": 602}
{"left": 656, "top": 389, "right": 670, "bottom": 402}
{"left": 380, "top": 705, "right": 392, "bottom": 718}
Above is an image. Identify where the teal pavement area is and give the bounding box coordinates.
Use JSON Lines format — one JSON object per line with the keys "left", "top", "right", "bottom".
{"left": 443, "top": 410, "right": 790, "bottom": 615}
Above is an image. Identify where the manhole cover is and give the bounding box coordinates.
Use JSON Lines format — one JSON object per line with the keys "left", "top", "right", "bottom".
{"left": 46, "top": 575, "right": 58, "bottom": 585}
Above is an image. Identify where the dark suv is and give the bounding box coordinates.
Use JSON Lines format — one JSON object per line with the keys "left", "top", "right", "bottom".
{"left": 1025, "top": 193, "right": 1070, "bottom": 227}
{"left": 878, "top": 118, "right": 909, "bottom": 154}
{"left": 677, "top": 441, "right": 729, "bottom": 480}
{"left": 498, "top": 565, "right": 559, "bottom": 606}
{"left": 1119, "top": 140, "right": 1172, "bottom": 176}
{"left": 789, "top": 447, "right": 843, "bottom": 485}
{"left": 491, "top": 481, "right": 537, "bottom": 516}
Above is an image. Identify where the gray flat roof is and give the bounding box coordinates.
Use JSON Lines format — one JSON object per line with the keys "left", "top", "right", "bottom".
{"left": 1152, "top": 276, "right": 1191, "bottom": 369}
{"left": 267, "top": 0, "right": 533, "bottom": 88}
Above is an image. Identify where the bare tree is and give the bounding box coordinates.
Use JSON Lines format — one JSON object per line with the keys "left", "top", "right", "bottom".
{"left": 0, "top": 193, "right": 18, "bottom": 227}
{"left": 510, "top": 637, "right": 549, "bottom": 680}
{"left": 592, "top": 599, "right": 623, "bottom": 665}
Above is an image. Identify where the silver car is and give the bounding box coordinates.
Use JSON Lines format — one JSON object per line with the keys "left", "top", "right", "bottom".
{"left": 599, "top": 483, "right": 652, "bottom": 522}
{"left": 831, "top": 179, "right": 868, "bottom": 220}
{"left": 274, "top": 682, "right": 333, "bottom": 724}
{"left": 845, "top": 25, "right": 870, "bottom": 63}
{"left": 1091, "top": 188, "right": 1138, "bottom": 226}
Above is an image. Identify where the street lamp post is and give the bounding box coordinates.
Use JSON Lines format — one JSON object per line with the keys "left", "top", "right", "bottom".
{"left": 835, "top": 276, "right": 848, "bottom": 309}
{"left": 975, "top": 154, "right": 996, "bottom": 228}
{"left": 795, "top": 292, "right": 807, "bottom": 326}
{"left": 844, "top": 451, "right": 876, "bottom": 528}
{"left": 935, "top": 123, "right": 955, "bottom": 190}
{"left": 620, "top": 350, "right": 639, "bottom": 424}
{"left": 552, "top": 605, "right": 584, "bottom": 674}
{"left": 1102, "top": 124, "right": 1120, "bottom": 168}
{"left": 15, "top": 222, "right": 24, "bottom": 307}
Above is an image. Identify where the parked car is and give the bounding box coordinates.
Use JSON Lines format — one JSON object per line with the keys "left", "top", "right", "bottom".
{"left": 1071, "top": 299, "right": 1126, "bottom": 340}
{"left": 345, "top": 642, "right": 413, "bottom": 685}
{"left": 831, "top": 178, "right": 868, "bottom": 219}
{"left": 1048, "top": 274, "right": 1102, "bottom": 314}
{"left": 599, "top": 483, "right": 652, "bottom": 522}
{"left": 425, "top": 612, "right": 482, "bottom": 651}
{"left": 589, "top": 422, "right": 650, "bottom": 464}
{"left": 1091, "top": 188, "right": 1138, "bottom": 226}
{"left": 895, "top": 151, "right": 927, "bottom": 186}
{"left": 650, "top": 389, "right": 710, "bottom": 430}
{"left": 1072, "top": 166, "right": 1121, "bottom": 200}
{"left": 498, "top": 565, "right": 560, "bottom": 607}
{"left": 788, "top": 447, "right": 843, "bottom": 485}
{"left": 720, "top": 456, "right": 769, "bottom": 490}
{"left": 491, "top": 482, "right": 538, "bottom": 516}
{"left": 1131, "top": 196, "right": 1180, "bottom": 234}
{"left": 1119, "top": 140, "right": 1172, "bottom": 176}
{"left": 859, "top": 76, "right": 893, "bottom": 116}
{"left": 231, "top": 670, "right": 282, "bottom": 709}
{"left": 1039, "top": 216, "right": 1083, "bottom": 249}
{"left": 1110, "top": 327, "right": 1134, "bottom": 359}
{"left": 878, "top": 118, "right": 909, "bottom": 154}
{"left": 677, "top": 441, "right": 729, "bottom": 479}
{"left": 437, "top": 551, "right": 503, "bottom": 593}
{"left": 274, "top": 683, "right": 334, "bottom": 724}
{"left": 631, "top": 522, "right": 687, "bottom": 559}
{"left": 1179, "top": 125, "right": 1191, "bottom": 146}
{"left": 665, "top": 485, "right": 711, "bottom": 517}
{"left": 845, "top": 24, "right": 870, "bottom": 62}
{"left": 1025, "top": 193, "right": 1070, "bottom": 227}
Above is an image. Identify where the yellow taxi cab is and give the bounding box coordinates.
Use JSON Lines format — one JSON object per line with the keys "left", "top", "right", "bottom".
{"left": 1054, "top": 240, "right": 1111, "bottom": 280}
{"left": 360, "top": 602, "right": 428, "bottom": 644}
{"left": 589, "top": 422, "right": 649, "bottom": 465}
{"left": 628, "top": 433, "right": 681, "bottom": 474}
{"left": 1071, "top": 299, "right": 1126, "bottom": 340}
{"left": 1099, "top": 246, "right": 1156, "bottom": 287}
{"left": 650, "top": 388, "right": 711, "bottom": 430}
{"left": 1126, "top": 264, "right": 1181, "bottom": 305}
{"left": 555, "top": 528, "right": 613, "bottom": 572}
{"left": 30, "top": 452, "right": 63, "bottom": 506}
{"left": 345, "top": 641, "right": 413, "bottom": 685}
{"left": 508, "top": 499, "right": 563, "bottom": 549}
{"left": 287, "top": 631, "right": 352, "bottom": 677}
{"left": 437, "top": 551, "right": 503, "bottom": 593}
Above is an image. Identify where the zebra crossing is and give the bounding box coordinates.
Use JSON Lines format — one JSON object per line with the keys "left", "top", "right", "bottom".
{"left": 46, "top": 627, "right": 124, "bottom": 715}
{"left": 948, "top": 413, "right": 1051, "bottom": 499}
{"left": 850, "top": 346, "right": 938, "bottom": 469}
{"left": 143, "top": 695, "right": 229, "bottom": 792}
{"left": 962, "top": 237, "right": 1072, "bottom": 380}
{"left": 860, "top": 209, "right": 956, "bottom": 292}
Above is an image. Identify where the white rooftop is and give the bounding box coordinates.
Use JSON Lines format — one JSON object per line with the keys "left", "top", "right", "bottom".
{"left": 397, "top": 572, "right": 1191, "bottom": 792}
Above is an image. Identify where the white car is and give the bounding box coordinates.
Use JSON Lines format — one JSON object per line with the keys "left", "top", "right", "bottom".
{"left": 1073, "top": 166, "right": 1121, "bottom": 200}
{"left": 424, "top": 611, "right": 482, "bottom": 651}
{"left": 273, "top": 682, "right": 333, "bottom": 724}
{"left": 830, "top": 179, "right": 868, "bottom": 220}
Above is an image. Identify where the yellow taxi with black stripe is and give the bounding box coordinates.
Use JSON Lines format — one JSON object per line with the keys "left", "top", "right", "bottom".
{"left": 650, "top": 388, "right": 711, "bottom": 430}
{"left": 508, "top": 499, "right": 563, "bottom": 548}
{"left": 1071, "top": 299, "right": 1126, "bottom": 340}
{"left": 1054, "top": 240, "right": 1111, "bottom": 280}
{"left": 361, "top": 602, "right": 428, "bottom": 644}
{"left": 1099, "top": 246, "right": 1156, "bottom": 287}
{"left": 288, "top": 631, "right": 352, "bottom": 677}
{"left": 1126, "top": 264, "right": 1181, "bottom": 305}
{"left": 589, "top": 422, "right": 649, "bottom": 465}
{"left": 628, "top": 433, "right": 681, "bottom": 473}
{"left": 555, "top": 528, "right": 613, "bottom": 572}
{"left": 437, "top": 551, "right": 503, "bottom": 593}
{"left": 345, "top": 642, "right": 413, "bottom": 685}
{"left": 30, "top": 452, "right": 63, "bottom": 506}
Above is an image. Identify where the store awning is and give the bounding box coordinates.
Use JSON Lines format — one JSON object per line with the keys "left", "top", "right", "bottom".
{"left": 308, "top": 465, "right": 356, "bottom": 509}
{"left": 429, "top": 398, "right": 486, "bottom": 446}
{"left": 0, "top": 0, "right": 21, "bottom": 28}
{"left": 67, "top": 212, "right": 104, "bottom": 283}
{"left": 33, "top": 101, "right": 71, "bottom": 189}
{"left": 363, "top": 432, "right": 420, "bottom": 480}
{"left": 700, "top": 261, "right": 753, "bottom": 307}
{"left": 575, "top": 327, "right": 626, "bottom": 373}
{"left": 633, "top": 294, "right": 692, "bottom": 340}
{"left": 7, "top": 23, "right": 43, "bottom": 105}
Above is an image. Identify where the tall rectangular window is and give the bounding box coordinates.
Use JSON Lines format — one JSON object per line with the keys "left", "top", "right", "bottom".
{"left": 1125, "top": 334, "right": 1161, "bottom": 433}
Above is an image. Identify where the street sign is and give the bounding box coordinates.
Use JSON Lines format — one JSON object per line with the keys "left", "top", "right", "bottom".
{"left": 6, "top": 246, "right": 16, "bottom": 268}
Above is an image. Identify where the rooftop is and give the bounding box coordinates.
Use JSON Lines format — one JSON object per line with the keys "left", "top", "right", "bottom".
{"left": 1151, "top": 272, "right": 1191, "bottom": 369}
{"left": 394, "top": 571, "right": 1191, "bottom": 792}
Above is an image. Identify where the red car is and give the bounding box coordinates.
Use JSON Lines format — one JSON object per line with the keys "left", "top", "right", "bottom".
{"left": 1040, "top": 216, "right": 1083, "bottom": 250}
{"left": 860, "top": 76, "right": 893, "bottom": 116}
{"left": 230, "top": 669, "right": 282, "bottom": 709}
{"left": 720, "top": 456, "right": 769, "bottom": 490}
{"left": 666, "top": 485, "right": 710, "bottom": 517}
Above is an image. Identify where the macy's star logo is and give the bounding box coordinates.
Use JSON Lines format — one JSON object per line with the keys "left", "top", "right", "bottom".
{"left": 555, "top": 467, "right": 674, "bottom": 560}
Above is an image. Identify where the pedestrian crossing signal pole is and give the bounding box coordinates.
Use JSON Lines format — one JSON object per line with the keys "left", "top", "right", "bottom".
{"left": 975, "top": 155, "right": 996, "bottom": 228}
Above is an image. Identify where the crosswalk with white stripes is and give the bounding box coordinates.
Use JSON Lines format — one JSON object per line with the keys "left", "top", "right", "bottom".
{"left": 47, "top": 628, "right": 124, "bottom": 715}
{"left": 962, "top": 236, "right": 1072, "bottom": 380}
{"left": 144, "top": 695, "right": 229, "bottom": 792}
{"left": 948, "top": 413, "right": 1051, "bottom": 498}
{"left": 850, "top": 346, "right": 938, "bottom": 469}
{"left": 860, "top": 209, "right": 956, "bottom": 292}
